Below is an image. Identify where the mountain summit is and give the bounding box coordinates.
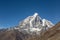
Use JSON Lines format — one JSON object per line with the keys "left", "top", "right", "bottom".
{"left": 1, "top": 13, "right": 60, "bottom": 40}
{"left": 17, "top": 13, "right": 54, "bottom": 34}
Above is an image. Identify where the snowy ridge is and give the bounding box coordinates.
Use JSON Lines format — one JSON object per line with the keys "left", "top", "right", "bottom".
{"left": 42, "top": 19, "right": 54, "bottom": 30}
{"left": 15, "top": 13, "right": 54, "bottom": 35}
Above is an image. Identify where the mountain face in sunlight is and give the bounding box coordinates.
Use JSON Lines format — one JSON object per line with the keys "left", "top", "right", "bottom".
{"left": 0, "top": 13, "right": 60, "bottom": 40}
{"left": 17, "top": 13, "right": 54, "bottom": 35}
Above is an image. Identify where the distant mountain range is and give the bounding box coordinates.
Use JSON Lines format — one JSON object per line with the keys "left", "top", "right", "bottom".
{"left": 0, "top": 13, "right": 60, "bottom": 40}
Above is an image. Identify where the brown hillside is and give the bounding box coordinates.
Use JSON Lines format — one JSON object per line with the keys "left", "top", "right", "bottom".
{"left": 0, "top": 30, "right": 30, "bottom": 40}
{"left": 0, "top": 22, "right": 60, "bottom": 40}
{"left": 41, "top": 22, "right": 60, "bottom": 40}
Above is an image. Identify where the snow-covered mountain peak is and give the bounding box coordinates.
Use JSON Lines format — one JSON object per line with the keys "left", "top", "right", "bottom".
{"left": 17, "top": 13, "right": 54, "bottom": 35}
{"left": 33, "top": 13, "right": 38, "bottom": 17}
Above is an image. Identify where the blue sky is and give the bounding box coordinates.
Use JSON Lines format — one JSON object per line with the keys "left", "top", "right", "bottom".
{"left": 0, "top": 0, "right": 60, "bottom": 28}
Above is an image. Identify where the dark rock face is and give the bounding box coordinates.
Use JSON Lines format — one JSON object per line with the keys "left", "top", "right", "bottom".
{"left": 0, "top": 22, "right": 60, "bottom": 40}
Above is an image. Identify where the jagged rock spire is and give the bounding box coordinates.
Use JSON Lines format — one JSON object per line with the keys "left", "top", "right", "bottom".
{"left": 30, "top": 13, "right": 42, "bottom": 27}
